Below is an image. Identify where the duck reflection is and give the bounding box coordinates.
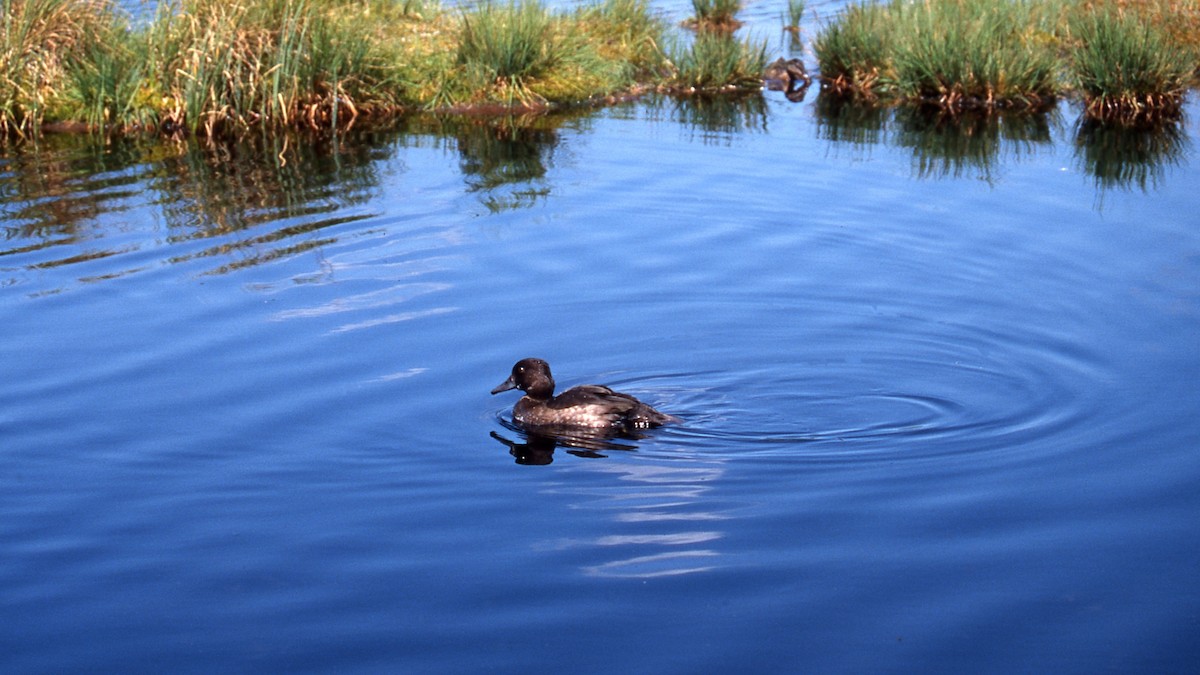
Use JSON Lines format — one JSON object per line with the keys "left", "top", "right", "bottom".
{"left": 491, "top": 420, "right": 729, "bottom": 578}
{"left": 489, "top": 418, "right": 647, "bottom": 465}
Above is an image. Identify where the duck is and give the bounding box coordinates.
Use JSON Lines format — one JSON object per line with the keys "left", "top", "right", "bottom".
{"left": 490, "top": 358, "right": 679, "bottom": 430}
{"left": 763, "top": 58, "right": 811, "bottom": 93}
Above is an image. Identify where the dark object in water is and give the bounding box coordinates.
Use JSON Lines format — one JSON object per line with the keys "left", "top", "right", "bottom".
{"left": 491, "top": 358, "right": 679, "bottom": 430}
{"left": 764, "top": 58, "right": 811, "bottom": 101}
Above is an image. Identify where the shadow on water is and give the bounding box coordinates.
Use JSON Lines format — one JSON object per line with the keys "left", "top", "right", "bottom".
{"left": 0, "top": 134, "right": 147, "bottom": 244}
{"left": 455, "top": 120, "right": 555, "bottom": 212}
{"left": 0, "top": 131, "right": 389, "bottom": 288}
{"left": 813, "top": 94, "right": 891, "bottom": 148}
{"left": 814, "top": 92, "right": 1191, "bottom": 190}
{"left": 0, "top": 116, "right": 582, "bottom": 289}
{"left": 1073, "top": 116, "right": 1190, "bottom": 193}
{"left": 2, "top": 99, "right": 1192, "bottom": 292}
{"left": 814, "top": 93, "right": 1059, "bottom": 181}
{"left": 0, "top": 97, "right": 776, "bottom": 291}
{"left": 892, "top": 107, "right": 1056, "bottom": 181}
{"left": 633, "top": 94, "right": 769, "bottom": 143}
{"left": 154, "top": 132, "right": 387, "bottom": 276}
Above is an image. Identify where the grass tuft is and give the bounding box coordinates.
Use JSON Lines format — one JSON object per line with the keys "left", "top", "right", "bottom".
{"left": 783, "top": 0, "right": 804, "bottom": 32}
{"left": 816, "top": 0, "right": 1057, "bottom": 110}
{"left": 685, "top": 0, "right": 743, "bottom": 32}
{"left": 813, "top": 1, "right": 895, "bottom": 98}
{"left": 12, "top": 0, "right": 1198, "bottom": 138}
{"left": 890, "top": 0, "right": 1057, "bottom": 110}
{"left": 448, "top": 0, "right": 649, "bottom": 108}
{"left": 814, "top": 0, "right": 1198, "bottom": 116}
{"left": 576, "top": 0, "right": 664, "bottom": 76}
{"left": 458, "top": 0, "right": 555, "bottom": 85}
{"left": 667, "top": 31, "right": 767, "bottom": 91}
{"left": 1, "top": 0, "right": 119, "bottom": 135}
{"left": 1069, "top": 6, "right": 1192, "bottom": 125}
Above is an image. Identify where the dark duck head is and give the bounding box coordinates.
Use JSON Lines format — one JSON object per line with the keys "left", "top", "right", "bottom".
{"left": 491, "top": 358, "right": 678, "bottom": 430}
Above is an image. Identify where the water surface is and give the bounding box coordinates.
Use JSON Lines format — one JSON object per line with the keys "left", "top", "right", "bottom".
{"left": 2, "top": 60, "right": 1199, "bottom": 673}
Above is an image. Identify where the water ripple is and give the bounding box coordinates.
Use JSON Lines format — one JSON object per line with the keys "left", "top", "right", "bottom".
{"left": 649, "top": 324, "right": 1107, "bottom": 462}
{"left": 489, "top": 314, "right": 1108, "bottom": 466}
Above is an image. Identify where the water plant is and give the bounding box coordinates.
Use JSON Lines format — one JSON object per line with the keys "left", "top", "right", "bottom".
{"left": 816, "top": 0, "right": 1066, "bottom": 111}
{"left": 812, "top": 1, "right": 895, "bottom": 98}
{"left": 4, "top": 0, "right": 1199, "bottom": 138}
{"left": 890, "top": 0, "right": 1057, "bottom": 110}
{"left": 685, "top": 0, "right": 743, "bottom": 32}
{"left": 61, "top": 14, "right": 154, "bottom": 130}
{"left": 139, "top": 0, "right": 404, "bottom": 134}
{"left": 1, "top": 0, "right": 120, "bottom": 135}
{"left": 783, "top": 0, "right": 804, "bottom": 33}
{"left": 814, "top": 0, "right": 1200, "bottom": 115}
{"left": 1069, "top": 6, "right": 1192, "bottom": 125}
{"left": 450, "top": 0, "right": 645, "bottom": 108}
{"left": 576, "top": 0, "right": 664, "bottom": 76}
{"left": 458, "top": 1, "right": 556, "bottom": 85}
{"left": 667, "top": 32, "right": 767, "bottom": 92}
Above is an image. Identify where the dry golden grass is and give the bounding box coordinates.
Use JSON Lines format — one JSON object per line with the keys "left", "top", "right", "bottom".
{"left": 1, "top": 0, "right": 116, "bottom": 135}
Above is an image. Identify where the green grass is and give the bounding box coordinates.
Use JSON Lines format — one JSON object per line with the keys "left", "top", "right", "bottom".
{"left": 784, "top": 0, "right": 805, "bottom": 32}
{"left": 813, "top": 0, "right": 1197, "bottom": 116}
{"left": 6, "top": 0, "right": 1200, "bottom": 137}
{"left": 1069, "top": 7, "right": 1193, "bottom": 124}
{"left": 61, "top": 12, "right": 153, "bottom": 130}
{"left": 449, "top": 0, "right": 648, "bottom": 108}
{"left": 576, "top": 0, "right": 664, "bottom": 76}
{"left": 131, "top": 0, "right": 405, "bottom": 134}
{"left": 685, "top": 0, "right": 743, "bottom": 31}
{"left": 890, "top": 0, "right": 1056, "bottom": 109}
{"left": 667, "top": 32, "right": 767, "bottom": 91}
{"left": 812, "top": 1, "right": 895, "bottom": 98}
{"left": 0, "top": 0, "right": 673, "bottom": 136}
{"left": 458, "top": 1, "right": 555, "bottom": 83}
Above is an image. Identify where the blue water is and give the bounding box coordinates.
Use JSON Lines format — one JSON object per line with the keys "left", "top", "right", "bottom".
{"left": 3, "top": 22, "right": 1200, "bottom": 673}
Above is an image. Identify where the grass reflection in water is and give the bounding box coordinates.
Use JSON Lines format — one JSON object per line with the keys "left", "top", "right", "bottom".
{"left": 0, "top": 96, "right": 1193, "bottom": 295}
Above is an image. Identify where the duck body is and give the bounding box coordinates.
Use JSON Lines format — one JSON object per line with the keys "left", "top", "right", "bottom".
{"left": 763, "top": 58, "right": 811, "bottom": 92}
{"left": 491, "top": 358, "right": 678, "bottom": 430}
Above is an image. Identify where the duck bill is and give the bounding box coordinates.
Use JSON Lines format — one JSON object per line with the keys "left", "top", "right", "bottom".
{"left": 490, "top": 375, "right": 518, "bottom": 395}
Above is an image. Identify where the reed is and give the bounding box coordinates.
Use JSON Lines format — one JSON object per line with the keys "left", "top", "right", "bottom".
{"left": 686, "top": 0, "right": 743, "bottom": 32}
{"left": 137, "top": 0, "right": 402, "bottom": 134}
{"left": 1105, "top": 0, "right": 1200, "bottom": 58}
{"left": 449, "top": 0, "right": 644, "bottom": 108}
{"left": 16, "top": 0, "right": 1197, "bottom": 138}
{"left": 576, "top": 0, "right": 664, "bottom": 75}
{"left": 817, "top": 0, "right": 1060, "bottom": 110}
{"left": 667, "top": 32, "right": 767, "bottom": 91}
{"left": 1, "top": 0, "right": 119, "bottom": 135}
{"left": 1069, "top": 6, "right": 1192, "bottom": 124}
{"left": 60, "top": 14, "right": 150, "bottom": 130}
{"left": 890, "top": 0, "right": 1057, "bottom": 110}
{"left": 777, "top": 0, "right": 806, "bottom": 32}
{"left": 784, "top": 0, "right": 805, "bottom": 32}
{"left": 458, "top": 1, "right": 555, "bottom": 83}
{"left": 812, "top": 0, "right": 895, "bottom": 97}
